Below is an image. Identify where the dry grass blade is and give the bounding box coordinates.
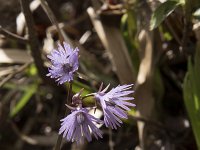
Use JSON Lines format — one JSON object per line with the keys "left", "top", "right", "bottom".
{"left": 87, "top": 7, "right": 136, "bottom": 84}
{"left": 0, "top": 62, "right": 31, "bottom": 87}
{"left": 133, "top": 2, "right": 158, "bottom": 148}
{"left": 39, "top": 0, "right": 72, "bottom": 45}
{"left": 0, "top": 48, "right": 32, "bottom": 64}
{"left": 0, "top": 26, "right": 28, "bottom": 43}
{"left": 135, "top": 29, "right": 155, "bottom": 149}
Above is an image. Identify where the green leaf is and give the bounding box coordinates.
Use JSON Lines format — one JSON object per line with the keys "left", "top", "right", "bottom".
{"left": 73, "top": 80, "right": 94, "bottom": 94}
{"left": 10, "top": 84, "right": 37, "bottom": 117}
{"left": 183, "top": 46, "right": 200, "bottom": 149}
{"left": 72, "top": 80, "right": 96, "bottom": 104}
{"left": 150, "top": 0, "right": 182, "bottom": 30}
{"left": 127, "top": 10, "right": 137, "bottom": 40}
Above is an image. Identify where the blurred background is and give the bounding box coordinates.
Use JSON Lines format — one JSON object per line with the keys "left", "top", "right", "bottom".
{"left": 0, "top": 0, "right": 200, "bottom": 149}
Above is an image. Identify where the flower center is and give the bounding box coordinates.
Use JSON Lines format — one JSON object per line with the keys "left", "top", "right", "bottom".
{"left": 77, "top": 113, "right": 85, "bottom": 124}
{"left": 62, "top": 63, "right": 73, "bottom": 73}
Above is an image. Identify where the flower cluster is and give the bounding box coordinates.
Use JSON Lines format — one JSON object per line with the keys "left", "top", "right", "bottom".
{"left": 47, "top": 42, "right": 135, "bottom": 144}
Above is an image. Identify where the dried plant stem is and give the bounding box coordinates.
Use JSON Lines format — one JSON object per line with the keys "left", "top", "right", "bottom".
{"left": 20, "top": 0, "right": 56, "bottom": 86}
{"left": 165, "top": 19, "right": 182, "bottom": 46}
{"left": 181, "top": 0, "right": 192, "bottom": 53}
{"left": 87, "top": 7, "right": 136, "bottom": 83}
{"left": 82, "top": 93, "right": 94, "bottom": 100}
{"left": 11, "top": 119, "right": 36, "bottom": 148}
{"left": 54, "top": 82, "right": 72, "bottom": 150}
{"left": 66, "top": 82, "right": 73, "bottom": 106}
{"left": 39, "top": 0, "right": 72, "bottom": 45}
{"left": 0, "top": 62, "right": 31, "bottom": 87}
{"left": 54, "top": 133, "right": 63, "bottom": 150}
{"left": 0, "top": 26, "right": 28, "bottom": 43}
{"left": 128, "top": 115, "right": 168, "bottom": 131}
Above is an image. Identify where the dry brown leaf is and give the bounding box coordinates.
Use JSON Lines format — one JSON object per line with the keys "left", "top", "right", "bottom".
{"left": 87, "top": 7, "right": 136, "bottom": 84}
{"left": 0, "top": 48, "right": 32, "bottom": 63}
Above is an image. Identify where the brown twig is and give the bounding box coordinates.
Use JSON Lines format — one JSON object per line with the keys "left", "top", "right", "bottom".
{"left": 87, "top": 7, "right": 136, "bottom": 83}
{"left": 0, "top": 26, "right": 28, "bottom": 43}
{"left": 165, "top": 19, "right": 182, "bottom": 46}
{"left": 19, "top": 0, "right": 58, "bottom": 87}
{"left": 39, "top": 0, "right": 72, "bottom": 45}
{"left": 11, "top": 118, "right": 36, "bottom": 148}
{"left": 161, "top": 66, "right": 182, "bottom": 92}
{"left": 128, "top": 115, "right": 170, "bottom": 132}
{"left": 11, "top": 120, "right": 57, "bottom": 147}
{"left": 0, "top": 62, "right": 32, "bottom": 87}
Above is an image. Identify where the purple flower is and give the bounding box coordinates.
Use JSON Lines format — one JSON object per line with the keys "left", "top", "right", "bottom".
{"left": 59, "top": 106, "right": 103, "bottom": 144}
{"left": 47, "top": 42, "right": 79, "bottom": 84}
{"left": 94, "top": 84, "right": 135, "bottom": 129}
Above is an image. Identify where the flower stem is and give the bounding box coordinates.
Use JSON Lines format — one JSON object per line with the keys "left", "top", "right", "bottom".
{"left": 54, "top": 82, "right": 72, "bottom": 150}
{"left": 82, "top": 93, "right": 94, "bottom": 100}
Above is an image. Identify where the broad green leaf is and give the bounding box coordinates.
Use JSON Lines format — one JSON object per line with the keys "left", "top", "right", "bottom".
{"left": 183, "top": 45, "right": 200, "bottom": 149}
{"left": 73, "top": 80, "right": 94, "bottom": 94}
{"left": 150, "top": 0, "right": 182, "bottom": 30}
{"left": 127, "top": 10, "right": 137, "bottom": 41}
{"left": 72, "top": 80, "right": 95, "bottom": 104}
{"left": 72, "top": 80, "right": 94, "bottom": 103}
{"left": 10, "top": 84, "right": 37, "bottom": 117}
